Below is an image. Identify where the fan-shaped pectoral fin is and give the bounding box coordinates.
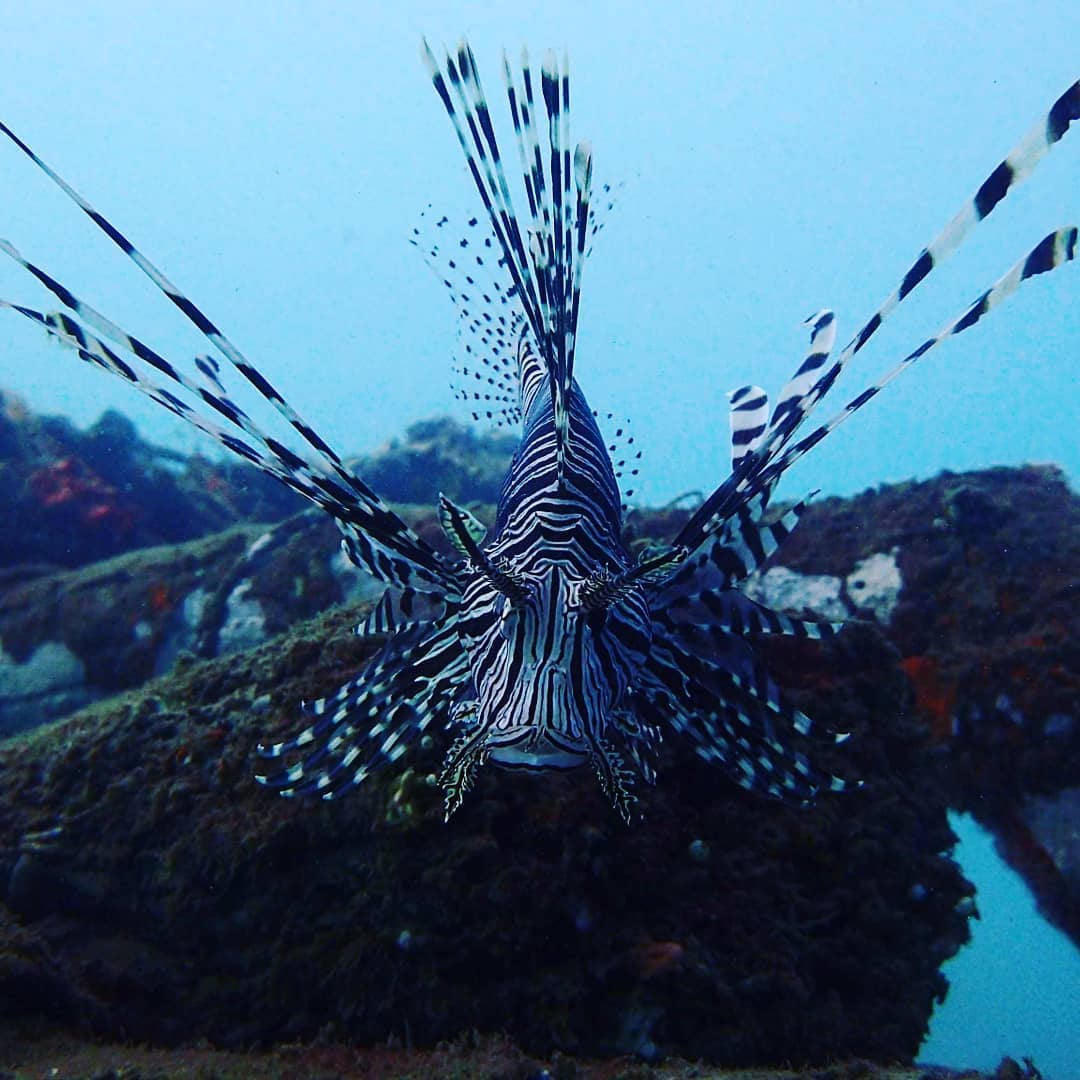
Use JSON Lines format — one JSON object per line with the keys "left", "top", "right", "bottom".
{"left": 587, "top": 735, "right": 640, "bottom": 825}
{"left": 438, "top": 724, "right": 491, "bottom": 821}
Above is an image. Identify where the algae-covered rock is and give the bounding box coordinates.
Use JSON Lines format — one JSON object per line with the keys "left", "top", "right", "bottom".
{"left": 762, "top": 465, "right": 1080, "bottom": 945}
{"left": 0, "top": 508, "right": 447, "bottom": 736}
{"left": 0, "top": 394, "right": 1076, "bottom": 1062}
{"left": 0, "top": 596, "right": 971, "bottom": 1064}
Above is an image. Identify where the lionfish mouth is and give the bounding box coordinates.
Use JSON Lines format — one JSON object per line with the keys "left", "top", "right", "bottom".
{"left": 486, "top": 731, "right": 590, "bottom": 771}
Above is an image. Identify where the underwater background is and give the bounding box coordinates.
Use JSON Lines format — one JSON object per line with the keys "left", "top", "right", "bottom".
{"left": 1, "top": 2, "right": 1077, "bottom": 1075}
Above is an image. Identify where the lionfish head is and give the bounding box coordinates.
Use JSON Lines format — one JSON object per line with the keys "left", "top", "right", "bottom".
{"left": 439, "top": 558, "right": 655, "bottom": 822}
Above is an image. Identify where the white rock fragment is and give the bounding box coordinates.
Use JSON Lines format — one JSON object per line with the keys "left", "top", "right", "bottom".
{"left": 218, "top": 580, "right": 268, "bottom": 655}
{"left": 845, "top": 551, "right": 902, "bottom": 624}
{"left": 743, "top": 566, "right": 848, "bottom": 621}
{"left": 154, "top": 587, "right": 211, "bottom": 675}
{"left": 0, "top": 641, "right": 96, "bottom": 733}
{"left": 0, "top": 640, "right": 86, "bottom": 700}
{"left": 182, "top": 587, "right": 210, "bottom": 628}
{"left": 245, "top": 531, "right": 275, "bottom": 560}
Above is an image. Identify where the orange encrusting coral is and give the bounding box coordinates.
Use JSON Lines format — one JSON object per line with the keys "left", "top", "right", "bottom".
{"left": 900, "top": 655, "right": 957, "bottom": 739}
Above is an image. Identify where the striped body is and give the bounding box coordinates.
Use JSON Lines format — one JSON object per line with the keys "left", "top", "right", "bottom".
{"left": 0, "top": 46, "right": 1076, "bottom": 821}
{"left": 457, "top": 337, "right": 650, "bottom": 779}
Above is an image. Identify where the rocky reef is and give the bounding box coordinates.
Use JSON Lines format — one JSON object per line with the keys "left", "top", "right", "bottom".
{"left": 0, "top": 400, "right": 1076, "bottom": 1069}
{"left": 768, "top": 465, "right": 1080, "bottom": 948}
{"left": 0, "top": 391, "right": 509, "bottom": 573}
{"left": 0, "top": 595, "right": 968, "bottom": 1062}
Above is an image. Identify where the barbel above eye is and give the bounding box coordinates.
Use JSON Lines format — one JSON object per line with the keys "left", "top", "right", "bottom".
{"left": 439, "top": 492, "right": 529, "bottom": 605}
{"left": 576, "top": 544, "right": 687, "bottom": 614}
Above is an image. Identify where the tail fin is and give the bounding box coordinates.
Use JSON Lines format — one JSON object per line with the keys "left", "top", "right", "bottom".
{"left": 423, "top": 40, "right": 593, "bottom": 481}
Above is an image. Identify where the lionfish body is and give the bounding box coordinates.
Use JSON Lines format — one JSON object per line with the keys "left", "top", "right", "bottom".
{"left": 1, "top": 47, "right": 1076, "bottom": 822}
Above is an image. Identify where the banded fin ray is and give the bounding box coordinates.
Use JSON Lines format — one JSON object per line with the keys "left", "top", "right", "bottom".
{"left": 659, "top": 588, "right": 839, "bottom": 641}
{"left": 727, "top": 384, "right": 770, "bottom": 468}
{"left": 256, "top": 618, "right": 467, "bottom": 799}
{"left": 763, "top": 80, "right": 1080, "bottom": 458}
{"left": 756, "top": 226, "right": 1078, "bottom": 491}
{"left": 659, "top": 624, "right": 834, "bottom": 742}
{"left": 357, "top": 587, "right": 451, "bottom": 639}
{"left": 834, "top": 81, "right": 1080, "bottom": 364}
{"left": 0, "top": 129, "right": 453, "bottom": 593}
{"left": 638, "top": 633, "right": 853, "bottom": 801}
{"left": 764, "top": 309, "right": 837, "bottom": 453}
{"left": 438, "top": 494, "right": 488, "bottom": 555}
{"left": 674, "top": 81, "right": 1079, "bottom": 558}
{"left": 659, "top": 492, "right": 815, "bottom": 602}
{"left": 423, "top": 40, "right": 594, "bottom": 481}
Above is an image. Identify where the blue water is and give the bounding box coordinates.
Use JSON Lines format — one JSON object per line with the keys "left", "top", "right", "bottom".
{"left": 922, "top": 814, "right": 1080, "bottom": 1078}
{"left": 1, "top": 4, "right": 1076, "bottom": 507}
{"left": 1, "top": 2, "right": 1077, "bottom": 1071}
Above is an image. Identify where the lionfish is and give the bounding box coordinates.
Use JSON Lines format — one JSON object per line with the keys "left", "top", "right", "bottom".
{"left": 0, "top": 45, "right": 1076, "bottom": 822}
